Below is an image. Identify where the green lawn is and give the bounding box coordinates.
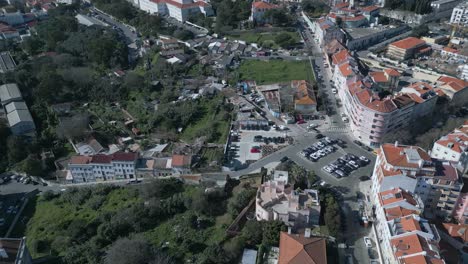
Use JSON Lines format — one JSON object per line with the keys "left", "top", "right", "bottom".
{"left": 228, "top": 31, "right": 300, "bottom": 49}
{"left": 236, "top": 60, "right": 313, "bottom": 85}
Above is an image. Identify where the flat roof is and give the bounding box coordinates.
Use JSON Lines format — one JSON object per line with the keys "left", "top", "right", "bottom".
{"left": 346, "top": 27, "right": 386, "bottom": 39}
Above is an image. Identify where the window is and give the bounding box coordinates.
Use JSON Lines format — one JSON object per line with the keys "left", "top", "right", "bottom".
{"left": 441, "top": 194, "right": 446, "bottom": 198}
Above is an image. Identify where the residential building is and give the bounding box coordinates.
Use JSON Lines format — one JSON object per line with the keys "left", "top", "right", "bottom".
{"left": 255, "top": 171, "right": 321, "bottom": 228}
{"left": 453, "top": 179, "right": 468, "bottom": 224}
{"left": 369, "top": 68, "right": 401, "bottom": 92}
{"left": 5, "top": 101, "right": 36, "bottom": 136}
{"left": 151, "top": 154, "right": 192, "bottom": 177}
{"left": 138, "top": 0, "right": 213, "bottom": 22}
{"left": 450, "top": 1, "right": 468, "bottom": 26}
{"left": 458, "top": 64, "right": 468, "bottom": 81}
{"left": 430, "top": 121, "right": 468, "bottom": 173}
{"left": 0, "top": 12, "right": 24, "bottom": 26}
{"left": 171, "top": 154, "right": 192, "bottom": 175}
{"left": 436, "top": 76, "right": 468, "bottom": 106}
{"left": 0, "top": 23, "right": 19, "bottom": 40}
{"left": 249, "top": 1, "right": 279, "bottom": 24}
{"left": 0, "top": 237, "right": 33, "bottom": 264}
{"left": 292, "top": 80, "right": 316, "bottom": 116}
{"left": 313, "top": 17, "right": 346, "bottom": 45}
{"left": 386, "top": 37, "right": 431, "bottom": 61}
{"left": 431, "top": 0, "right": 461, "bottom": 13}
{"left": 390, "top": 233, "right": 444, "bottom": 264}
{"left": 345, "top": 25, "right": 410, "bottom": 51}
{"left": 0, "top": 83, "right": 22, "bottom": 106}
{"left": 278, "top": 230, "right": 327, "bottom": 264}
{"left": 441, "top": 223, "right": 468, "bottom": 249}
{"left": 399, "top": 82, "right": 438, "bottom": 119}
{"left": 68, "top": 152, "right": 138, "bottom": 183}
{"left": 372, "top": 143, "right": 463, "bottom": 219}
{"left": 440, "top": 47, "right": 468, "bottom": 62}
{"left": 0, "top": 51, "right": 15, "bottom": 73}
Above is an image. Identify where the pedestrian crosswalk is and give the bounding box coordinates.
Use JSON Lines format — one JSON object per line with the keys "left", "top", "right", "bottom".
{"left": 325, "top": 127, "right": 349, "bottom": 133}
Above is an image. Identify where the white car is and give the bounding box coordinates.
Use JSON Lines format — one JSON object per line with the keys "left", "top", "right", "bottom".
{"left": 364, "top": 237, "right": 372, "bottom": 248}
{"left": 331, "top": 88, "right": 337, "bottom": 94}
{"left": 323, "top": 166, "right": 333, "bottom": 173}
{"left": 342, "top": 116, "right": 349, "bottom": 122}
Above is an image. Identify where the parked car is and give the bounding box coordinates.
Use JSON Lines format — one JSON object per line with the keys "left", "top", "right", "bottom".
{"left": 359, "top": 176, "right": 370, "bottom": 181}
{"left": 331, "top": 88, "right": 337, "bottom": 94}
{"left": 280, "top": 156, "right": 289, "bottom": 162}
{"left": 364, "top": 237, "right": 372, "bottom": 248}
{"left": 297, "top": 119, "right": 306, "bottom": 124}
{"left": 353, "top": 140, "right": 363, "bottom": 146}
{"left": 250, "top": 148, "right": 261, "bottom": 153}
{"left": 315, "top": 133, "right": 324, "bottom": 139}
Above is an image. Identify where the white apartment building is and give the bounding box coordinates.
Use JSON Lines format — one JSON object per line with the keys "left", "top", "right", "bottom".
{"left": 431, "top": 121, "right": 468, "bottom": 173}
{"left": 68, "top": 152, "right": 138, "bottom": 183}
{"left": 137, "top": 0, "right": 213, "bottom": 22}
{"left": 459, "top": 64, "right": 468, "bottom": 81}
{"left": 372, "top": 143, "right": 463, "bottom": 219}
{"left": 255, "top": 171, "right": 321, "bottom": 229}
{"left": 450, "top": 1, "right": 468, "bottom": 26}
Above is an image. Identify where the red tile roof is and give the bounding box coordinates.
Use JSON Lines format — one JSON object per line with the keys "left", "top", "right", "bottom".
{"left": 443, "top": 47, "right": 459, "bottom": 54}
{"left": 384, "top": 206, "right": 420, "bottom": 221}
{"left": 171, "top": 154, "right": 192, "bottom": 167}
{"left": 338, "top": 62, "right": 354, "bottom": 77}
{"left": 334, "top": 2, "right": 349, "bottom": 8}
{"left": 252, "top": 1, "right": 278, "bottom": 9}
{"left": 435, "top": 133, "right": 468, "bottom": 154}
{"left": 384, "top": 68, "right": 401, "bottom": 77}
{"left": 438, "top": 76, "right": 468, "bottom": 92}
{"left": 332, "top": 49, "right": 351, "bottom": 65}
{"left": 70, "top": 152, "right": 137, "bottom": 165}
{"left": 442, "top": 223, "right": 468, "bottom": 243}
{"left": 360, "top": 5, "right": 380, "bottom": 12}
{"left": 379, "top": 188, "right": 418, "bottom": 207}
{"left": 293, "top": 80, "right": 316, "bottom": 106}
{"left": 380, "top": 143, "right": 431, "bottom": 169}
{"left": 151, "top": 0, "right": 210, "bottom": 9}
{"left": 370, "top": 71, "right": 388, "bottom": 83}
{"left": 390, "top": 37, "right": 426, "bottom": 50}
{"left": 70, "top": 156, "right": 92, "bottom": 165}
{"left": 400, "top": 215, "right": 422, "bottom": 232}
{"left": 278, "top": 232, "right": 327, "bottom": 264}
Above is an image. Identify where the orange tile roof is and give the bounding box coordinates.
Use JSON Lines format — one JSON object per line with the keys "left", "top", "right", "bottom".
{"left": 370, "top": 71, "right": 388, "bottom": 83}
{"left": 171, "top": 154, "right": 192, "bottom": 167}
{"left": 385, "top": 206, "right": 419, "bottom": 221}
{"left": 360, "top": 5, "right": 380, "bottom": 12}
{"left": 355, "top": 90, "right": 398, "bottom": 113}
{"left": 435, "top": 134, "right": 468, "bottom": 154}
{"left": 438, "top": 76, "right": 468, "bottom": 92}
{"left": 442, "top": 223, "right": 468, "bottom": 243}
{"left": 334, "top": 2, "right": 349, "bottom": 8}
{"left": 293, "top": 80, "right": 316, "bottom": 106}
{"left": 278, "top": 232, "right": 327, "bottom": 264}
{"left": 70, "top": 156, "right": 92, "bottom": 165}
{"left": 338, "top": 62, "right": 354, "bottom": 77}
{"left": 379, "top": 188, "right": 418, "bottom": 207}
{"left": 400, "top": 255, "right": 445, "bottom": 264}
{"left": 380, "top": 143, "right": 431, "bottom": 169}
{"left": 390, "top": 37, "right": 426, "bottom": 50}
{"left": 384, "top": 68, "right": 401, "bottom": 77}
{"left": 332, "top": 49, "right": 351, "bottom": 65}
{"left": 252, "top": 1, "right": 278, "bottom": 9}
{"left": 442, "top": 47, "right": 459, "bottom": 53}
{"left": 400, "top": 215, "right": 422, "bottom": 232}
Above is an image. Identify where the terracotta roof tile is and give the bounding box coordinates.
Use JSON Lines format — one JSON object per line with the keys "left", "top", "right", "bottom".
{"left": 380, "top": 143, "right": 431, "bottom": 169}
{"left": 293, "top": 80, "right": 316, "bottom": 106}
{"left": 370, "top": 71, "right": 388, "bottom": 83}
{"left": 390, "top": 37, "right": 426, "bottom": 50}
{"left": 384, "top": 68, "right": 401, "bottom": 76}
{"left": 379, "top": 188, "right": 418, "bottom": 207}
{"left": 278, "top": 232, "right": 327, "bottom": 264}
{"left": 252, "top": 1, "right": 278, "bottom": 9}
{"left": 442, "top": 223, "right": 468, "bottom": 243}
{"left": 171, "top": 154, "right": 192, "bottom": 167}
{"left": 384, "top": 206, "right": 420, "bottom": 221}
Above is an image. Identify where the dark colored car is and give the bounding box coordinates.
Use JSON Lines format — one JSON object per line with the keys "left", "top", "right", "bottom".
{"left": 315, "top": 133, "right": 324, "bottom": 139}
{"left": 280, "top": 156, "right": 289, "bottom": 163}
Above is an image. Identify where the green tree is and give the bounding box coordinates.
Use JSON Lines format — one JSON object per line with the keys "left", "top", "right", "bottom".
{"left": 262, "top": 220, "right": 287, "bottom": 246}
{"left": 227, "top": 188, "right": 256, "bottom": 217}
{"left": 242, "top": 220, "right": 263, "bottom": 245}
{"left": 274, "top": 33, "right": 295, "bottom": 48}
{"left": 20, "top": 156, "right": 43, "bottom": 176}
{"left": 105, "top": 237, "right": 154, "bottom": 264}
{"left": 7, "top": 136, "right": 28, "bottom": 164}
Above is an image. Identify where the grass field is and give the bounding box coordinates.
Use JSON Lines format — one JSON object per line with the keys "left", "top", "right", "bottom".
{"left": 228, "top": 31, "right": 300, "bottom": 49}
{"left": 236, "top": 60, "right": 313, "bottom": 85}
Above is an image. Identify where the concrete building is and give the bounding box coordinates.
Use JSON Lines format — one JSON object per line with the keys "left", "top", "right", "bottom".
{"left": 436, "top": 76, "right": 468, "bottom": 106}
{"left": 5, "top": 101, "right": 35, "bottom": 136}
{"left": 450, "top": 1, "right": 468, "bottom": 26}
{"left": 345, "top": 25, "right": 409, "bottom": 51}
{"left": 138, "top": 0, "right": 213, "bottom": 22}
{"left": 430, "top": 121, "right": 468, "bottom": 173}
{"left": 313, "top": 17, "right": 346, "bottom": 45}
{"left": 453, "top": 182, "right": 468, "bottom": 224}
{"left": 458, "top": 64, "right": 468, "bottom": 81}
{"left": 68, "top": 152, "right": 138, "bottom": 183}
{"left": 249, "top": 1, "right": 279, "bottom": 24}
{"left": 386, "top": 37, "right": 431, "bottom": 61}
{"left": 0, "top": 237, "right": 33, "bottom": 264}
{"left": 369, "top": 68, "right": 401, "bottom": 92}
{"left": 0, "top": 83, "right": 22, "bottom": 106}
{"left": 371, "top": 143, "right": 463, "bottom": 220}
{"left": 255, "top": 171, "right": 321, "bottom": 228}
{"left": 399, "top": 82, "right": 439, "bottom": 119}
{"left": 431, "top": 0, "right": 462, "bottom": 13}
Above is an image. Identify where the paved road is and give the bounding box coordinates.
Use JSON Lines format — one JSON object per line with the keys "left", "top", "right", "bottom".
{"left": 90, "top": 7, "right": 138, "bottom": 44}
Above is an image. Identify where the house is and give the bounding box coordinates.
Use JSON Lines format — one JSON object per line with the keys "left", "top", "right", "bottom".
{"left": 436, "top": 76, "right": 468, "bottom": 106}
{"left": 278, "top": 230, "right": 327, "bottom": 264}
{"left": 386, "top": 37, "right": 431, "bottom": 61}
{"left": 68, "top": 152, "right": 138, "bottom": 183}
{"left": 249, "top": 1, "right": 279, "bottom": 24}
{"left": 369, "top": 68, "right": 401, "bottom": 91}
{"left": 399, "top": 81, "right": 438, "bottom": 119}
{"left": 0, "top": 83, "right": 22, "bottom": 106}
{"left": 441, "top": 223, "right": 468, "bottom": 249}
{"left": 430, "top": 121, "right": 468, "bottom": 173}
{"left": 0, "top": 237, "right": 33, "bottom": 264}
{"left": 255, "top": 171, "right": 321, "bottom": 228}
{"left": 76, "top": 137, "right": 104, "bottom": 156}
{"left": 292, "top": 80, "right": 316, "bottom": 116}
{"left": 5, "top": 101, "right": 36, "bottom": 136}
{"left": 171, "top": 154, "right": 192, "bottom": 174}
{"left": 0, "top": 51, "right": 15, "bottom": 73}
{"left": 372, "top": 143, "right": 463, "bottom": 219}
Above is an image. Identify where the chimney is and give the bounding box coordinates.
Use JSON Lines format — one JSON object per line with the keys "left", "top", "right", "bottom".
{"left": 288, "top": 226, "right": 292, "bottom": 234}
{"left": 395, "top": 141, "right": 399, "bottom": 147}
{"left": 304, "top": 228, "right": 311, "bottom": 238}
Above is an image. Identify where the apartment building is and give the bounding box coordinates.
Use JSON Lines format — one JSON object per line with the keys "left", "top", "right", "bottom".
{"left": 313, "top": 17, "right": 346, "bottom": 45}
{"left": 453, "top": 186, "right": 468, "bottom": 224}
{"left": 137, "top": 0, "right": 213, "bottom": 22}
{"left": 0, "top": 237, "right": 33, "bottom": 264}
{"left": 386, "top": 37, "right": 431, "bottom": 61}
{"left": 430, "top": 121, "right": 468, "bottom": 173}
{"left": 255, "top": 171, "right": 321, "bottom": 229}
{"left": 372, "top": 143, "right": 463, "bottom": 219}
{"left": 450, "top": 1, "right": 468, "bottom": 26}
{"left": 68, "top": 152, "right": 138, "bottom": 183}
{"left": 369, "top": 68, "right": 401, "bottom": 92}
{"left": 399, "top": 82, "right": 439, "bottom": 119}
{"left": 436, "top": 76, "right": 468, "bottom": 106}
